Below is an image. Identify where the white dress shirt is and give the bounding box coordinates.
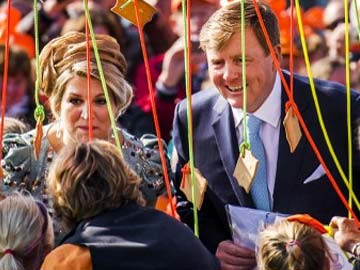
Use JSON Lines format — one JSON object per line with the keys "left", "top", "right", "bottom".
{"left": 231, "top": 73, "right": 281, "bottom": 208}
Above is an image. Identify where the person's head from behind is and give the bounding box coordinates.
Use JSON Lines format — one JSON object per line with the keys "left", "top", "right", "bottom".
{"left": 47, "top": 140, "right": 145, "bottom": 231}
{"left": 0, "top": 44, "right": 33, "bottom": 110}
{"left": 61, "top": 10, "right": 124, "bottom": 48}
{"left": 0, "top": 193, "right": 54, "bottom": 270}
{"left": 257, "top": 220, "right": 330, "bottom": 270}
{"left": 171, "top": 0, "right": 220, "bottom": 40}
{"left": 199, "top": 0, "right": 281, "bottom": 112}
{"left": 39, "top": 31, "right": 133, "bottom": 144}
{"left": 3, "top": 116, "right": 29, "bottom": 134}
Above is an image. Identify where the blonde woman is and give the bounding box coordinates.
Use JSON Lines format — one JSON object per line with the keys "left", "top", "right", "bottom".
{"left": 0, "top": 193, "right": 54, "bottom": 270}
{"left": 1, "top": 31, "right": 169, "bottom": 208}
{"left": 42, "top": 140, "right": 219, "bottom": 270}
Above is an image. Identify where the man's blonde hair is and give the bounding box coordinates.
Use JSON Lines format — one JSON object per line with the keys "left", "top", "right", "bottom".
{"left": 199, "top": 0, "right": 280, "bottom": 54}
{"left": 47, "top": 140, "right": 145, "bottom": 230}
{"left": 39, "top": 31, "right": 133, "bottom": 119}
{"left": 258, "top": 220, "right": 330, "bottom": 270}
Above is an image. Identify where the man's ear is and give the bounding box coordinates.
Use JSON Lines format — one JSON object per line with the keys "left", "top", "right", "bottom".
{"left": 272, "top": 44, "right": 282, "bottom": 71}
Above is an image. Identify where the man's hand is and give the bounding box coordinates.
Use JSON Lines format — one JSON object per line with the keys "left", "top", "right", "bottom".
{"left": 330, "top": 216, "right": 360, "bottom": 252}
{"left": 157, "top": 37, "right": 206, "bottom": 89}
{"left": 216, "top": 240, "right": 256, "bottom": 270}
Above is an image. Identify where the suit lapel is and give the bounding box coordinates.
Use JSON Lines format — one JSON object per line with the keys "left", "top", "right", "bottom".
{"left": 273, "top": 72, "right": 312, "bottom": 210}
{"left": 211, "top": 96, "right": 253, "bottom": 207}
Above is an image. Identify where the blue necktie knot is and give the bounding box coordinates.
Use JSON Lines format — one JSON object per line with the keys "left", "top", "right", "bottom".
{"left": 247, "top": 115, "right": 262, "bottom": 135}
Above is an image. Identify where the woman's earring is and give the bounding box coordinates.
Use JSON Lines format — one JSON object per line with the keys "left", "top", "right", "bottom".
{"left": 56, "top": 118, "right": 62, "bottom": 139}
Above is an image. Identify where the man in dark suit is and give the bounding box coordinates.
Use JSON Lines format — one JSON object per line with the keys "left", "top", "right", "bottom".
{"left": 172, "top": 0, "right": 360, "bottom": 269}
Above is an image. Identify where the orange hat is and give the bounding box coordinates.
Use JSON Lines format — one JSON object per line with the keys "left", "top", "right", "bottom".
{"left": 0, "top": 32, "right": 35, "bottom": 58}
{"left": 171, "top": 0, "right": 220, "bottom": 12}
{"left": 0, "top": 6, "right": 21, "bottom": 32}
{"left": 287, "top": 214, "right": 328, "bottom": 234}
{"left": 303, "top": 6, "right": 325, "bottom": 30}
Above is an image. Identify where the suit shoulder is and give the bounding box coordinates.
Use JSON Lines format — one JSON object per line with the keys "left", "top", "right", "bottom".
{"left": 177, "top": 88, "right": 220, "bottom": 113}
{"left": 293, "top": 72, "right": 360, "bottom": 99}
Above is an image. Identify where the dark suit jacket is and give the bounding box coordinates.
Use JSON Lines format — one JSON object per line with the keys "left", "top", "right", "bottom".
{"left": 173, "top": 71, "right": 360, "bottom": 253}
{"left": 62, "top": 203, "right": 220, "bottom": 270}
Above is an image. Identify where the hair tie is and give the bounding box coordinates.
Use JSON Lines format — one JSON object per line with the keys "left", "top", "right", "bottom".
{"left": 286, "top": 240, "right": 301, "bottom": 252}
{"left": 3, "top": 249, "right": 14, "bottom": 255}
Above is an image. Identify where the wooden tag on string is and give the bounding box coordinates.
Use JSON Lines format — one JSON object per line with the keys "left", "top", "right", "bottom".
{"left": 283, "top": 106, "right": 302, "bottom": 153}
{"left": 33, "top": 118, "right": 43, "bottom": 160}
{"left": 180, "top": 163, "right": 208, "bottom": 210}
{"left": 233, "top": 149, "right": 259, "bottom": 193}
{"left": 111, "top": 0, "right": 156, "bottom": 28}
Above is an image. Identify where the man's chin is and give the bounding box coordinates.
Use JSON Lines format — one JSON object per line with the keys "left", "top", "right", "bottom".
{"left": 227, "top": 100, "right": 243, "bottom": 109}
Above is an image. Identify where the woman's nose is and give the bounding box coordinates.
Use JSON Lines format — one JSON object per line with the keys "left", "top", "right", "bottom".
{"left": 80, "top": 105, "right": 89, "bottom": 120}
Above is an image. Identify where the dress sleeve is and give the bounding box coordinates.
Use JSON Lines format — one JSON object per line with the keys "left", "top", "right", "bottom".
{"left": 41, "top": 244, "right": 92, "bottom": 270}
{"left": 1, "top": 130, "right": 49, "bottom": 199}
{"left": 1, "top": 132, "right": 35, "bottom": 194}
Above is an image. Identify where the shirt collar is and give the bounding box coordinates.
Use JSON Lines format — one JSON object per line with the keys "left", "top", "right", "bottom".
{"left": 231, "top": 73, "right": 281, "bottom": 128}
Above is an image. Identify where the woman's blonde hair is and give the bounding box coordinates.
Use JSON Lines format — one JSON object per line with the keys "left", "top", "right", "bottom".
{"left": 0, "top": 193, "right": 54, "bottom": 270}
{"left": 47, "top": 140, "right": 145, "bottom": 230}
{"left": 39, "top": 31, "right": 133, "bottom": 118}
{"left": 257, "top": 220, "right": 330, "bottom": 270}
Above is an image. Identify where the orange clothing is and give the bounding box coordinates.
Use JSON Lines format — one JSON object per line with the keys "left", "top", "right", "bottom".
{"left": 41, "top": 244, "right": 92, "bottom": 270}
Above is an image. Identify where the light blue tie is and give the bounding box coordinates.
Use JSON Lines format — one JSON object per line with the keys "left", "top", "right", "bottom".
{"left": 247, "top": 115, "right": 271, "bottom": 211}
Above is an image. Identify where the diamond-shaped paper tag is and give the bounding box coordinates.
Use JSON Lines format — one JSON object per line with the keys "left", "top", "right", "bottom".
{"left": 111, "top": 0, "right": 156, "bottom": 28}
{"left": 180, "top": 163, "right": 208, "bottom": 210}
{"left": 283, "top": 106, "right": 302, "bottom": 153}
{"left": 233, "top": 149, "right": 259, "bottom": 193}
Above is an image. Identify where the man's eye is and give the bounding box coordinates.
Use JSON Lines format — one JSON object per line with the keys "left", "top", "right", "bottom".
{"left": 211, "top": 61, "right": 223, "bottom": 67}
{"left": 69, "top": 98, "right": 82, "bottom": 105}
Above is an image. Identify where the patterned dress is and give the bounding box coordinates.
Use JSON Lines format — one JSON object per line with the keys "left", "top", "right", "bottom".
{"left": 1, "top": 125, "right": 171, "bottom": 239}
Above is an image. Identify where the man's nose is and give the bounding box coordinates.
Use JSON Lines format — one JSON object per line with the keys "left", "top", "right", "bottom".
{"left": 223, "top": 62, "right": 240, "bottom": 81}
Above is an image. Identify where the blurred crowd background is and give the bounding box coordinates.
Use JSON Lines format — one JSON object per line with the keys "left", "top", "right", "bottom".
{"left": 0, "top": 0, "right": 359, "bottom": 141}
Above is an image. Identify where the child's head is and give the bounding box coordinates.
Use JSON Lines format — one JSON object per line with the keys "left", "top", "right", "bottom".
{"left": 257, "top": 219, "right": 330, "bottom": 270}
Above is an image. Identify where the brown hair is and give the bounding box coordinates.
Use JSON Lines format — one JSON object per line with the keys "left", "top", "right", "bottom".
{"left": 47, "top": 140, "right": 145, "bottom": 230}
{"left": 199, "top": 0, "right": 280, "bottom": 54}
{"left": 258, "top": 220, "right": 330, "bottom": 270}
{"left": 39, "top": 31, "right": 133, "bottom": 118}
{"left": 0, "top": 44, "right": 31, "bottom": 78}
